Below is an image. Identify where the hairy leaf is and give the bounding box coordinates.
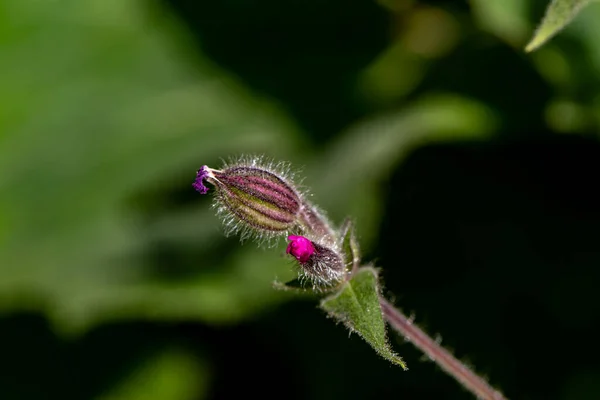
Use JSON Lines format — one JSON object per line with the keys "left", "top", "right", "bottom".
{"left": 320, "top": 267, "right": 407, "bottom": 370}
{"left": 526, "top": 0, "right": 593, "bottom": 52}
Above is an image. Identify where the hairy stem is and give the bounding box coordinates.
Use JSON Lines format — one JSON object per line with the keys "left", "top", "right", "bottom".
{"left": 380, "top": 298, "right": 507, "bottom": 400}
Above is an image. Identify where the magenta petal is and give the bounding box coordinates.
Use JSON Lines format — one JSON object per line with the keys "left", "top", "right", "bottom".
{"left": 286, "top": 235, "right": 315, "bottom": 263}
{"left": 193, "top": 165, "right": 210, "bottom": 194}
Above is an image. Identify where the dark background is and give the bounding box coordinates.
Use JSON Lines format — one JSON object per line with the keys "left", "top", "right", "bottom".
{"left": 1, "top": 0, "right": 600, "bottom": 399}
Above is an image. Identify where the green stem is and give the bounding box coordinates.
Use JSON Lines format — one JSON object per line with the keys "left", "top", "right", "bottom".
{"left": 380, "top": 298, "right": 508, "bottom": 400}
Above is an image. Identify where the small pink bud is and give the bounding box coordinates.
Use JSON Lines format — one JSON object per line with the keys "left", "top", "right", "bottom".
{"left": 286, "top": 235, "right": 345, "bottom": 286}
{"left": 286, "top": 235, "right": 315, "bottom": 263}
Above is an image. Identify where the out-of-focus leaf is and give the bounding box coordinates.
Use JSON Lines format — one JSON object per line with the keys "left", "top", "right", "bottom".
{"left": 470, "top": 0, "right": 529, "bottom": 46}
{"left": 567, "top": 3, "right": 600, "bottom": 71}
{"left": 0, "top": 0, "right": 303, "bottom": 333}
{"left": 320, "top": 267, "right": 407, "bottom": 370}
{"left": 96, "top": 349, "right": 208, "bottom": 400}
{"left": 525, "top": 0, "right": 593, "bottom": 52}
{"left": 310, "top": 94, "right": 497, "bottom": 249}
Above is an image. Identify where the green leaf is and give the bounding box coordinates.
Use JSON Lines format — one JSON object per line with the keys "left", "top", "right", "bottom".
{"left": 320, "top": 267, "right": 407, "bottom": 370}
{"left": 0, "top": 0, "right": 304, "bottom": 334}
{"left": 470, "top": 0, "right": 529, "bottom": 46}
{"left": 525, "top": 0, "right": 593, "bottom": 52}
{"left": 97, "top": 349, "right": 209, "bottom": 400}
{"left": 272, "top": 278, "right": 321, "bottom": 295}
{"left": 338, "top": 218, "right": 360, "bottom": 273}
{"left": 309, "top": 93, "right": 497, "bottom": 250}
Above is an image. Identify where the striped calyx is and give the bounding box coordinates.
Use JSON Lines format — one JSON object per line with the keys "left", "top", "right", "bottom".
{"left": 194, "top": 164, "right": 301, "bottom": 233}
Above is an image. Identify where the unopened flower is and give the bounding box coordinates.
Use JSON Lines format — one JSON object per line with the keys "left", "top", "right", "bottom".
{"left": 286, "top": 235, "right": 345, "bottom": 286}
{"left": 193, "top": 158, "right": 303, "bottom": 240}
{"left": 286, "top": 235, "right": 315, "bottom": 263}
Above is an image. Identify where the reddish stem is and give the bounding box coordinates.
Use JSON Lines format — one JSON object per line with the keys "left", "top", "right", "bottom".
{"left": 380, "top": 298, "right": 508, "bottom": 400}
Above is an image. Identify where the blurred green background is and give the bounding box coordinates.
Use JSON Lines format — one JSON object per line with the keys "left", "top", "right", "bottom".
{"left": 1, "top": 0, "right": 600, "bottom": 399}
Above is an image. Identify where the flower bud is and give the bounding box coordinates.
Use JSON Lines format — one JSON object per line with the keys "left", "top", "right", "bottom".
{"left": 193, "top": 161, "right": 302, "bottom": 237}
{"left": 286, "top": 235, "right": 315, "bottom": 263}
{"left": 286, "top": 235, "right": 345, "bottom": 286}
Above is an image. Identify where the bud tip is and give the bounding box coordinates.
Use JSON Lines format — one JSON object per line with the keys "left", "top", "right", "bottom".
{"left": 193, "top": 165, "right": 211, "bottom": 194}
{"left": 286, "top": 235, "right": 315, "bottom": 263}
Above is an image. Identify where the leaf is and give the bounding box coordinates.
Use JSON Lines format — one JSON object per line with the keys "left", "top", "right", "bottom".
{"left": 320, "top": 267, "right": 407, "bottom": 370}
{"left": 0, "top": 0, "right": 305, "bottom": 334}
{"left": 96, "top": 349, "right": 209, "bottom": 400}
{"left": 272, "top": 278, "right": 320, "bottom": 295}
{"left": 338, "top": 218, "right": 360, "bottom": 273}
{"left": 310, "top": 93, "right": 497, "bottom": 249}
{"left": 525, "top": 0, "right": 593, "bottom": 52}
{"left": 470, "top": 0, "right": 529, "bottom": 46}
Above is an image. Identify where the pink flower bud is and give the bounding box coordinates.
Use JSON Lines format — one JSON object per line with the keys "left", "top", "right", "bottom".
{"left": 286, "top": 235, "right": 315, "bottom": 263}
{"left": 286, "top": 235, "right": 345, "bottom": 286}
